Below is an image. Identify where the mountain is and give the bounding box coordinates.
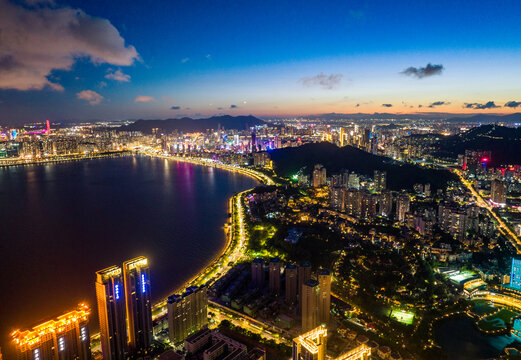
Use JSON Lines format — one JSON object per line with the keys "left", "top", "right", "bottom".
{"left": 432, "top": 124, "right": 521, "bottom": 165}
{"left": 118, "top": 115, "right": 265, "bottom": 133}
{"left": 445, "top": 113, "right": 521, "bottom": 123}
{"left": 268, "top": 142, "right": 457, "bottom": 191}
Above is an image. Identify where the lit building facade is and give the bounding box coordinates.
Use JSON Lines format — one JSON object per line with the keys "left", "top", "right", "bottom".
{"left": 292, "top": 326, "right": 327, "bottom": 360}
{"left": 317, "top": 269, "right": 331, "bottom": 325}
{"left": 123, "top": 257, "right": 153, "bottom": 357}
{"left": 12, "top": 304, "right": 91, "bottom": 360}
{"left": 95, "top": 265, "right": 128, "bottom": 360}
{"left": 511, "top": 258, "right": 521, "bottom": 290}
{"left": 251, "top": 258, "right": 264, "bottom": 289}
{"left": 168, "top": 285, "right": 208, "bottom": 344}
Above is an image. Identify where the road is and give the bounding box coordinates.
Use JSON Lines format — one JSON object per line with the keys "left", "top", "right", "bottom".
{"left": 453, "top": 169, "right": 521, "bottom": 251}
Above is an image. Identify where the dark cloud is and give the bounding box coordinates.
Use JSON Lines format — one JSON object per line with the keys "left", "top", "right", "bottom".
{"left": 217, "top": 107, "right": 223, "bottom": 110}
{"left": 504, "top": 101, "right": 521, "bottom": 108}
{"left": 428, "top": 101, "right": 450, "bottom": 108}
{"left": 464, "top": 101, "right": 499, "bottom": 109}
{"left": 171, "top": 106, "right": 181, "bottom": 110}
{"left": 381, "top": 103, "right": 393, "bottom": 107}
{"left": 355, "top": 103, "right": 360, "bottom": 107}
{"left": 418, "top": 105, "right": 423, "bottom": 108}
{"left": 299, "top": 73, "right": 343, "bottom": 89}
{"left": 230, "top": 104, "right": 238, "bottom": 109}
{"left": 401, "top": 63, "right": 444, "bottom": 79}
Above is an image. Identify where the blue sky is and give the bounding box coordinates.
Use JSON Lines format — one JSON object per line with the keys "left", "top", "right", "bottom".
{"left": 1, "top": 0, "right": 521, "bottom": 123}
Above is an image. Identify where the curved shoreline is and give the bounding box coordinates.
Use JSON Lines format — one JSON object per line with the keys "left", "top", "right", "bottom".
{"left": 146, "top": 154, "right": 275, "bottom": 312}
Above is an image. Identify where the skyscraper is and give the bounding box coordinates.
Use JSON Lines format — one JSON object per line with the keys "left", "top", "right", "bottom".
{"left": 12, "top": 304, "right": 91, "bottom": 360}
{"left": 96, "top": 265, "right": 128, "bottom": 360}
{"left": 347, "top": 173, "right": 360, "bottom": 190}
{"left": 251, "top": 257, "right": 265, "bottom": 289}
{"left": 286, "top": 264, "right": 298, "bottom": 304}
{"left": 123, "top": 257, "right": 153, "bottom": 356}
{"left": 312, "top": 164, "right": 327, "bottom": 188}
{"left": 373, "top": 170, "right": 386, "bottom": 193}
{"left": 301, "top": 279, "right": 320, "bottom": 332}
{"left": 317, "top": 269, "right": 331, "bottom": 325}
{"left": 292, "top": 325, "right": 327, "bottom": 360}
{"left": 491, "top": 179, "right": 507, "bottom": 205}
{"left": 511, "top": 259, "right": 521, "bottom": 290}
{"left": 168, "top": 285, "right": 208, "bottom": 344}
{"left": 298, "top": 261, "right": 312, "bottom": 298}
{"left": 330, "top": 186, "right": 345, "bottom": 211}
{"left": 396, "top": 193, "right": 410, "bottom": 222}
{"left": 269, "top": 257, "right": 281, "bottom": 294}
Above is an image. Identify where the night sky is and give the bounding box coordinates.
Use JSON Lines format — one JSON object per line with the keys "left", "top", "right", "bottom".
{"left": 1, "top": 0, "right": 521, "bottom": 123}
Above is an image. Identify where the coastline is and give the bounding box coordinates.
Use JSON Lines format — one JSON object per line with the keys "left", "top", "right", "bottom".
{"left": 145, "top": 153, "right": 275, "bottom": 314}
{"left": 0, "top": 150, "right": 131, "bottom": 168}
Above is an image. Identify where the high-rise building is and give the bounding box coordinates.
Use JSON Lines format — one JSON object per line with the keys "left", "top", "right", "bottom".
{"left": 317, "top": 270, "right": 331, "bottom": 325}
{"left": 330, "top": 186, "right": 345, "bottom": 211}
{"left": 96, "top": 265, "right": 128, "bottom": 360}
{"left": 511, "top": 259, "right": 521, "bottom": 290}
{"left": 269, "top": 257, "right": 282, "bottom": 294}
{"left": 168, "top": 285, "right": 208, "bottom": 344}
{"left": 491, "top": 179, "right": 507, "bottom": 205}
{"left": 379, "top": 190, "right": 393, "bottom": 217}
{"left": 347, "top": 173, "right": 360, "bottom": 190}
{"left": 12, "top": 304, "right": 91, "bottom": 360}
{"left": 301, "top": 279, "right": 320, "bottom": 331}
{"left": 123, "top": 257, "right": 153, "bottom": 356}
{"left": 373, "top": 170, "right": 386, "bottom": 193}
{"left": 251, "top": 258, "right": 265, "bottom": 289}
{"left": 285, "top": 264, "right": 298, "bottom": 304}
{"left": 396, "top": 193, "right": 410, "bottom": 222}
{"left": 312, "top": 165, "right": 327, "bottom": 188}
{"left": 292, "top": 325, "right": 327, "bottom": 360}
{"left": 298, "top": 261, "right": 312, "bottom": 298}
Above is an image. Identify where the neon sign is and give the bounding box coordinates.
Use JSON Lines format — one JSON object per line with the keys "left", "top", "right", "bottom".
{"left": 141, "top": 273, "right": 146, "bottom": 293}
{"left": 115, "top": 284, "right": 120, "bottom": 300}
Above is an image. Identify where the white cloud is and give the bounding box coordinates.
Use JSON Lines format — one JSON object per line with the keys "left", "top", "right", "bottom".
{"left": 77, "top": 90, "right": 103, "bottom": 105}
{"left": 0, "top": 1, "right": 138, "bottom": 91}
{"left": 105, "top": 68, "right": 130, "bottom": 82}
{"left": 135, "top": 95, "right": 155, "bottom": 103}
{"left": 181, "top": 57, "right": 190, "bottom": 63}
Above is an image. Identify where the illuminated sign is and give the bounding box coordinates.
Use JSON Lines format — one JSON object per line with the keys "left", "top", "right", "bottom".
{"left": 33, "top": 348, "right": 40, "bottom": 360}
{"left": 81, "top": 327, "right": 87, "bottom": 342}
{"left": 115, "top": 284, "right": 120, "bottom": 300}
{"left": 141, "top": 273, "right": 146, "bottom": 293}
{"left": 58, "top": 337, "right": 65, "bottom": 352}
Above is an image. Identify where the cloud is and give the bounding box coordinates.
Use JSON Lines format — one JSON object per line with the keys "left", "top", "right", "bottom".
{"left": 381, "top": 103, "right": 393, "bottom": 107}
{"left": 428, "top": 101, "right": 450, "bottom": 108}
{"left": 171, "top": 105, "right": 181, "bottom": 110}
{"left": 77, "top": 90, "right": 103, "bottom": 105}
{"left": 0, "top": 1, "right": 138, "bottom": 91}
{"left": 135, "top": 95, "right": 154, "bottom": 103}
{"left": 356, "top": 103, "right": 360, "bottom": 107}
{"left": 98, "top": 81, "right": 108, "bottom": 88}
{"left": 401, "top": 63, "right": 444, "bottom": 79}
{"left": 217, "top": 107, "right": 223, "bottom": 110}
{"left": 504, "top": 101, "right": 521, "bottom": 108}
{"left": 464, "top": 101, "right": 499, "bottom": 109}
{"left": 206, "top": 54, "right": 212, "bottom": 60}
{"left": 299, "top": 73, "right": 343, "bottom": 89}
{"left": 181, "top": 57, "right": 189, "bottom": 63}
{"left": 230, "top": 104, "right": 238, "bottom": 109}
{"left": 105, "top": 68, "right": 130, "bottom": 82}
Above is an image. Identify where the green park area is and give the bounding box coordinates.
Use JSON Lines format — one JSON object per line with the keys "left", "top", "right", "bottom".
{"left": 388, "top": 308, "right": 416, "bottom": 325}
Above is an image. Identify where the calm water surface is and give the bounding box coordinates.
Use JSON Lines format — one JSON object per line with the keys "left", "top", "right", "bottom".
{"left": 0, "top": 156, "right": 258, "bottom": 353}
{"left": 435, "top": 317, "right": 519, "bottom": 359}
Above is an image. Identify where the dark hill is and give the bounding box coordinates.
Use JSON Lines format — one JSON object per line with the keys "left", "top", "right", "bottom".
{"left": 445, "top": 113, "right": 521, "bottom": 123}
{"left": 433, "top": 124, "right": 521, "bottom": 165}
{"left": 268, "top": 142, "right": 457, "bottom": 191}
{"left": 119, "top": 115, "right": 265, "bottom": 133}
